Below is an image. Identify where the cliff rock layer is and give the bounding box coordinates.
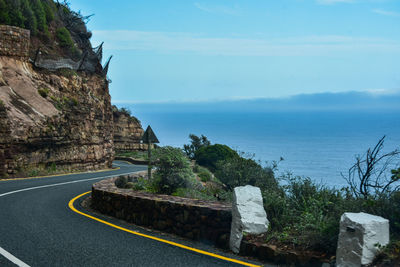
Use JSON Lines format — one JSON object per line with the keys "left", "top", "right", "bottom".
{"left": 113, "top": 107, "right": 146, "bottom": 152}
{"left": 0, "top": 25, "right": 114, "bottom": 177}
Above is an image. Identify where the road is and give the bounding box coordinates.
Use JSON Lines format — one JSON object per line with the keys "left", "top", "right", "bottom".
{"left": 0, "top": 161, "right": 264, "bottom": 267}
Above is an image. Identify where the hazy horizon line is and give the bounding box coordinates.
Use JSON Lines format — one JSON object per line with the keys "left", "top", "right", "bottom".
{"left": 112, "top": 89, "right": 400, "bottom": 105}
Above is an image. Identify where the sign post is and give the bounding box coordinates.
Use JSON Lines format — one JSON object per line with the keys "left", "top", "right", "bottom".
{"left": 140, "top": 125, "right": 159, "bottom": 180}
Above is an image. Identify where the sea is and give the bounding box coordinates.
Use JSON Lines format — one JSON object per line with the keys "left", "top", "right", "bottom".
{"left": 121, "top": 105, "right": 400, "bottom": 189}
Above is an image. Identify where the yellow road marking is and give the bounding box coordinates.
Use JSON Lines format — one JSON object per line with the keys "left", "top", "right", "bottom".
{"left": 69, "top": 191, "right": 261, "bottom": 267}
{"left": 0, "top": 167, "right": 120, "bottom": 182}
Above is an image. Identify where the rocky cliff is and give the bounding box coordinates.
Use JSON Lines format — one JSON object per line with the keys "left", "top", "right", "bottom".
{"left": 112, "top": 107, "right": 146, "bottom": 152}
{"left": 0, "top": 25, "right": 114, "bottom": 177}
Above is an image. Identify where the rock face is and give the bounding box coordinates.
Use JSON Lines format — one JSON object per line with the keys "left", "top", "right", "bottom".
{"left": 112, "top": 108, "right": 146, "bottom": 152}
{"left": 336, "top": 212, "right": 389, "bottom": 267}
{"left": 0, "top": 26, "right": 30, "bottom": 60}
{"left": 230, "top": 185, "right": 269, "bottom": 253}
{"left": 0, "top": 25, "right": 114, "bottom": 177}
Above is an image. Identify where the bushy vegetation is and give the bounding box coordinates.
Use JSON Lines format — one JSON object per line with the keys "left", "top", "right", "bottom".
{"left": 37, "top": 87, "right": 49, "bottom": 98}
{"left": 184, "top": 134, "right": 210, "bottom": 159}
{"left": 183, "top": 134, "right": 400, "bottom": 259}
{"left": 50, "top": 95, "right": 78, "bottom": 110}
{"left": 195, "top": 144, "right": 238, "bottom": 172}
{"left": 152, "top": 146, "right": 197, "bottom": 194}
{"left": 120, "top": 133, "right": 399, "bottom": 262}
{"left": 112, "top": 106, "right": 141, "bottom": 124}
{"left": 215, "top": 153, "right": 277, "bottom": 190}
{"left": 0, "top": 0, "right": 94, "bottom": 60}
{"left": 56, "top": 27, "right": 73, "bottom": 47}
{"left": 0, "top": 0, "right": 55, "bottom": 36}
{"left": 194, "top": 165, "right": 213, "bottom": 182}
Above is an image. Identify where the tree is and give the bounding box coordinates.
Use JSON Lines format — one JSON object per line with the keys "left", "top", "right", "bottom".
{"left": 6, "top": 0, "right": 24, "bottom": 28}
{"left": 183, "top": 134, "right": 210, "bottom": 160}
{"left": 20, "top": 0, "right": 37, "bottom": 34}
{"left": 31, "top": 0, "right": 47, "bottom": 32}
{"left": 153, "top": 146, "right": 194, "bottom": 194}
{"left": 0, "top": 0, "right": 11, "bottom": 25}
{"left": 195, "top": 144, "right": 238, "bottom": 172}
{"left": 215, "top": 153, "right": 277, "bottom": 190}
{"left": 56, "top": 27, "right": 74, "bottom": 47}
{"left": 342, "top": 136, "right": 400, "bottom": 199}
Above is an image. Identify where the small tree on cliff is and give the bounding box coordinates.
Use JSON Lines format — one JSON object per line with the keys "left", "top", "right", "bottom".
{"left": 183, "top": 134, "right": 211, "bottom": 160}
{"left": 342, "top": 136, "right": 400, "bottom": 199}
{"left": 153, "top": 146, "right": 195, "bottom": 194}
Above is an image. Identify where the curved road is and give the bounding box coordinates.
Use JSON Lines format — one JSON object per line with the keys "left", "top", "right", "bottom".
{"left": 0, "top": 161, "right": 264, "bottom": 267}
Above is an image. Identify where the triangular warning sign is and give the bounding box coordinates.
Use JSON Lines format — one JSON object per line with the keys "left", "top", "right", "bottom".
{"left": 141, "top": 125, "right": 159, "bottom": 144}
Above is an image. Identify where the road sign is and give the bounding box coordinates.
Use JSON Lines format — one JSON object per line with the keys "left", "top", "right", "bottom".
{"left": 140, "top": 125, "right": 159, "bottom": 180}
{"left": 141, "top": 126, "right": 159, "bottom": 144}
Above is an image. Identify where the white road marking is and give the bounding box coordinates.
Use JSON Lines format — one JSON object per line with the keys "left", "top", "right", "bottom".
{"left": 0, "top": 170, "right": 141, "bottom": 266}
{"left": 0, "top": 171, "right": 137, "bottom": 198}
{"left": 0, "top": 246, "right": 30, "bottom": 267}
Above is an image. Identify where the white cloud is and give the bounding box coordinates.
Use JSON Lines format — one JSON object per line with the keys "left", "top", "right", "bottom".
{"left": 92, "top": 30, "right": 400, "bottom": 56}
{"left": 372, "top": 8, "right": 400, "bottom": 17}
{"left": 366, "top": 88, "right": 400, "bottom": 95}
{"left": 316, "top": 0, "right": 356, "bottom": 5}
{"left": 194, "top": 2, "right": 240, "bottom": 15}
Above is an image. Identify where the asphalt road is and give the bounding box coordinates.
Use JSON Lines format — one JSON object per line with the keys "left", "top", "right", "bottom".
{"left": 0, "top": 161, "right": 265, "bottom": 267}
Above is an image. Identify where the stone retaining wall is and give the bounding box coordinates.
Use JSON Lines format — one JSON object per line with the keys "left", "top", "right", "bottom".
{"left": 91, "top": 177, "right": 232, "bottom": 248}
{"left": 0, "top": 25, "right": 30, "bottom": 59}
{"left": 240, "top": 240, "right": 330, "bottom": 266}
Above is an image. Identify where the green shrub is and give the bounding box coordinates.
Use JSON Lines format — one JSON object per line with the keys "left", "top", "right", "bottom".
{"left": 21, "top": 0, "right": 37, "bottom": 35}
{"left": 195, "top": 144, "right": 238, "bottom": 172}
{"left": 184, "top": 134, "right": 211, "bottom": 159}
{"left": 49, "top": 162, "right": 56, "bottom": 173}
{"left": 194, "top": 165, "right": 213, "bottom": 182}
{"left": 38, "top": 88, "right": 49, "bottom": 98}
{"left": 59, "top": 68, "right": 77, "bottom": 78}
{"left": 215, "top": 154, "right": 277, "bottom": 191}
{"left": 198, "top": 170, "right": 212, "bottom": 182}
{"left": 153, "top": 146, "right": 195, "bottom": 194}
{"left": 125, "top": 182, "right": 135, "bottom": 189}
{"left": 132, "top": 177, "right": 148, "bottom": 191}
{"left": 31, "top": 0, "right": 46, "bottom": 32}
{"left": 262, "top": 175, "right": 352, "bottom": 254}
{"left": 0, "top": 0, "right": 11, "bottom": 25}
{"left": 43, "top": 1, "right": 55, "bottom": 22}
{"left": 56, "top": 27, "right": 74, "bottom": 48}
{"left": 115, "top": 176, "right": 133, "bottom": 188}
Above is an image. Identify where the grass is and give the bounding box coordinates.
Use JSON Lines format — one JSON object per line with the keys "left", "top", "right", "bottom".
{"left": 38, "top": 88, "right": 49, "bottom": 98}
{"left": 18, "top": 163, "right": 60, "bottom": 177}
{"left": 59, "top": 68, "right": 77, "bottom": 78}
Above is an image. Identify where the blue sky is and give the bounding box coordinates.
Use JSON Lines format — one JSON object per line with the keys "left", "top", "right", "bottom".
{"left": 69, "top": 0, "right": 400, "bottom": 103}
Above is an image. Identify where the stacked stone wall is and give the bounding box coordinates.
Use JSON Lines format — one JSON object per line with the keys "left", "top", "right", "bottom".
{"left": 0, "top": 25, "right": 30, "bottom": 59}
{"left": 91, "top": 177, "right": 232, "bottom": 248}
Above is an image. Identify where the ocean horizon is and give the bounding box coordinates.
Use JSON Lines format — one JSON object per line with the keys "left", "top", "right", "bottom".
{"left": 118, "top": 99, "right": 400, "bottom": 189}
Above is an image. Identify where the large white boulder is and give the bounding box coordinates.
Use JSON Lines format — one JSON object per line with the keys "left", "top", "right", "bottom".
{"left": 336, "top": 212, "right": 389, "bottom": 267}
{"left": 229, "top": 185, "right": 269, "bottom": 253}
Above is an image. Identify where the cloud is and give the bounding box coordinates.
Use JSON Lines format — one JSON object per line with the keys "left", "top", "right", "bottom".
{"left": 194, "top": 2, "right": 240, "bottom": 15}
{"left": 316, "top": 0, "right": 356, "bottom": 5}
{"left": 92, "top": 30, "right": 400, "bottom": 56}
{"left": 372, "top": 8, "right": 400, "bottom": 17}
{"left": 366, "top": 88, "right": 400, "bottom": 95}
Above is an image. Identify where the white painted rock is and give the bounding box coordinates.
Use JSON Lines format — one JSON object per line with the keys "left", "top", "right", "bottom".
{"left": 229, "top": 185, "right": 269, "bottom": 253}
{"left": 336, "top": 212, "right": 389, "bottom": 267}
